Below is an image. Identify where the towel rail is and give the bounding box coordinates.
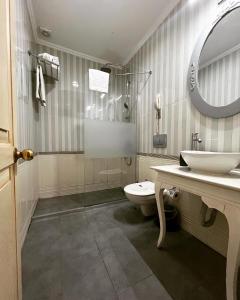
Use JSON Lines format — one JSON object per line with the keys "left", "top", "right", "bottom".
{"left": 28, "top": 50, "right": 60, "bottom": 81}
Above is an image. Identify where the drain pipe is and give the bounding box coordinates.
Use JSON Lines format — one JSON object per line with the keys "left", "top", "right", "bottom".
{"left": 200, "top": 203, "right": 218, "bottom": 227}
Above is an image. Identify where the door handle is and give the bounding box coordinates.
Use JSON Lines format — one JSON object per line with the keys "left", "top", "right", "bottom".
{"left": 14, "top": 148, "right": 34, "bottom": 162}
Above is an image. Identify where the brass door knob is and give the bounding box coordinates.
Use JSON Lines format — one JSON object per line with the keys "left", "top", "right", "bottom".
{"left": 14, "top": 148, "right": 34, "bottom": 162}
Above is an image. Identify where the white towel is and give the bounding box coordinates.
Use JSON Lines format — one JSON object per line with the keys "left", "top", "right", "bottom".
{"left": 38, "top": 53, "right": 59, "bottom": 65}
{"left": 89, "top": 69, "right": 109, "bottom": 93}
{"left": 38, "top": 53, "right": 60, "bottom": 80}
{"left": 36, "top": 64, "right": 46, "bottom": 107}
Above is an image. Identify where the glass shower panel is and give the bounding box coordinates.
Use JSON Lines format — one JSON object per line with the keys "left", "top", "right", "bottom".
{"left": 83, "top": 69, "right": 136, "bottom": 203}
{"left": 84, "top": 119, "right": 136, "bottom": 158}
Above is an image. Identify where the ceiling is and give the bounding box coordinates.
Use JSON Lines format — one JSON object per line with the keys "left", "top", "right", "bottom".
{"left": 27, "top": 0, "right": 180, "bottom": 65}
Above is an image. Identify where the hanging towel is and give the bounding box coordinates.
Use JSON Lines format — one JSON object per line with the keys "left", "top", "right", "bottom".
{"left": 36, "top": 64, "right": 46, "bottom": 107}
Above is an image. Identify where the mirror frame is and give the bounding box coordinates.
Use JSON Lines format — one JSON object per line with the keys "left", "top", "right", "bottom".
{"left": 189, "top": 0, "right": 240, "bottom": 118}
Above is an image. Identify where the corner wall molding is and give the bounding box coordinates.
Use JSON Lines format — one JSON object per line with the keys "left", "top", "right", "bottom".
{"left": 36, "top": 39, "right": 110, "bottom": 65}
{"left": 122, "top": 0, "right": 181, "bottom": 65}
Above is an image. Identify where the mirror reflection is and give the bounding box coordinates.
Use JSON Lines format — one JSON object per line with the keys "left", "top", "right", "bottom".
{"left": 198, "top": 8, "right": 240, "bottom": 107}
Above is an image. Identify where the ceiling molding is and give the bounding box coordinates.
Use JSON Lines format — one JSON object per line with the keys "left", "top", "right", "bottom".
{"left": 37, "top": 39, "right": 111, "bottom": 65}
{"left": 27, "top": 0, "right": 112, "bottom": 65}
{"left": 122, "top": 0, "right": 180, "bottom": 65}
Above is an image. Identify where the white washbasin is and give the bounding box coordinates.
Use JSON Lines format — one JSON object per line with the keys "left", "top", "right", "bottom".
{"left": 181, "top": 151, "right": 240, "bottom": 174}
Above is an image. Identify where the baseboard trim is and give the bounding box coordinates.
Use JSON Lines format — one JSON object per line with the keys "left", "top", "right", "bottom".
{"left": 20, "top": 198, "right": 38, "bottom": 248}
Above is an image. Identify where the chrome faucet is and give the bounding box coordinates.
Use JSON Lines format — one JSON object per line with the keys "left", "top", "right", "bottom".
{"left": 191, "top": 133, "right": 202, "bottom": 150}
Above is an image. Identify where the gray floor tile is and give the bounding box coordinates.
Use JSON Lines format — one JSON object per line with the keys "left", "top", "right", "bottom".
{"left": 23, "top": 199, "right": 230, "bottom": 300}
{"left": 102, "top": 248, "right": 132, "bottom": 292}
{"left": 60, "top": 231, "right": 98, "bottom": 257}
{"left": 24, "top": 217, "right": 62, "bottom": 250}
{"left": 118, "top": 287, "right": 138, "bottom": 300}
{"left": 133, "top": 275, "right": 172, "bottom": 300}
{"left": 97, "top": 227, "right": 152, "bottom": 289}
{"left": 62, "top": 261, "right": 118, "bottom": 300}
{"left": 61, "top": 249, "right": 103, "bottom": 284}
{"left": 118, "top": 275, "right": 172, "bottom": 300}
{"left": 23, "top": 258, "right": 62, "bottom": 300}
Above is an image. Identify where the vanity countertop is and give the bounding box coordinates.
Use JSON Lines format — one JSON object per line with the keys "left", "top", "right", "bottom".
{"left": 151, "top": 165, "right": 240, "bottom": 192}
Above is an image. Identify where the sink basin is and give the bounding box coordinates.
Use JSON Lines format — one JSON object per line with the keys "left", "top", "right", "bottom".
{"left": 181, "top": 151, "right": 240, "bottom": 174}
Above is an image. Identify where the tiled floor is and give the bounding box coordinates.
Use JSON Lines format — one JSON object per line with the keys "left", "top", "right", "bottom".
{"left": 34, "top": 188, "right": 126, "bottom": 217}
{"left": 23, "top": 201, "right": 229, "bottom": 300}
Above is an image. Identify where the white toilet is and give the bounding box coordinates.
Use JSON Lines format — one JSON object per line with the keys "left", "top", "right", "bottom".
{"left": 124, "top": 181, "right": 157, "bottom": 216}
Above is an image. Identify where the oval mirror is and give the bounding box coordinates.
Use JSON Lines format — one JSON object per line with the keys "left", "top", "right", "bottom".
{"left": 189, "top": 2, "right": 240, "bottom": 118}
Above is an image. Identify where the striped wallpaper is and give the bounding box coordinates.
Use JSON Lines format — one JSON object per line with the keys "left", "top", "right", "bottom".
{"left": 127, "top": 0, "right": 240, "bottom": 155}
{"left": 199, "top": 48, "right": 240, "bottom": 107}
{"left": 15, "top": 0, "right": 38, "bottom": 152}
{"left": 36, "top": 44, "right": 131, "bottom": 152}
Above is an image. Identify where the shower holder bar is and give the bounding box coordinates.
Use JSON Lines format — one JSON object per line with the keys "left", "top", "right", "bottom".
{"left": 115, "top": 70, "right": 152, "bottom": 76}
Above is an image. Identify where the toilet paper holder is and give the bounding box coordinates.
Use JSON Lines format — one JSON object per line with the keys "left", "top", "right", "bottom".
{"left": 163, "top": 187, "right": 180, "bottom": 204}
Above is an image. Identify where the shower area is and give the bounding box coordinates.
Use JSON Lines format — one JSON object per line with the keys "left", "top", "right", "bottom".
{"left": 33, "top": 45, "right": 149, "bottom": 218}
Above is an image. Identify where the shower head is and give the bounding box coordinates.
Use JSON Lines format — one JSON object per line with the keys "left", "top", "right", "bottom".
{"left": 100, "top": 62, "right": 123, "bottom": 74}
{"left": 100, "top": 66, "right": 112, "bottom": 74}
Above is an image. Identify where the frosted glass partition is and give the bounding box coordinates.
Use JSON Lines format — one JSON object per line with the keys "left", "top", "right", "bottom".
{"left": 84, "top": 119, "right": 136, "bottom": 158}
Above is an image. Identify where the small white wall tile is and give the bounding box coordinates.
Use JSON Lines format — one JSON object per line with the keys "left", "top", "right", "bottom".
{"left": 15, "top": 157, "right": 39, "bottom": 247}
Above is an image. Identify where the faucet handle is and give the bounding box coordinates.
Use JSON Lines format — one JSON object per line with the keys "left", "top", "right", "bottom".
{"left": 191, "top": 132, "right": 202, "bottom": 150}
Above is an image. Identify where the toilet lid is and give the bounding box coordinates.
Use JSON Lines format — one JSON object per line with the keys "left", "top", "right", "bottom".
{"left": 124, "top": 181, "right": 155, "bottom": 196}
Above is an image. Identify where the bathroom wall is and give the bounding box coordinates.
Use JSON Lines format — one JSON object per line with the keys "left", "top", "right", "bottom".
{"left": 127, "top": 0, "right": 237, "bottom": 256}
{"left": 128, "top": 0, "right": 240, "bottom": 155}
{"left": 15, "top": 0, "right": 39, "bottom": 246}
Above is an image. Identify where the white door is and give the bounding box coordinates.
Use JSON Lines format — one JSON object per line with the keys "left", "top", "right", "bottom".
{"left": 0, "top": 0, "right": 33, "bottom": 299}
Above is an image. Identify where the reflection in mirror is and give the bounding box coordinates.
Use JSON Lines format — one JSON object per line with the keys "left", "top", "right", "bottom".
{"left": 198, "top": 8, "right": 240, "bottom": 107}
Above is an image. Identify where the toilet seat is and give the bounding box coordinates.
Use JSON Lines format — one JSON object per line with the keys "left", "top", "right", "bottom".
{"left": 124, "top": 181, "right": 157, "bottom": 216}
{"left": 124, "top": 181, "right": 155, "bottom": 196}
